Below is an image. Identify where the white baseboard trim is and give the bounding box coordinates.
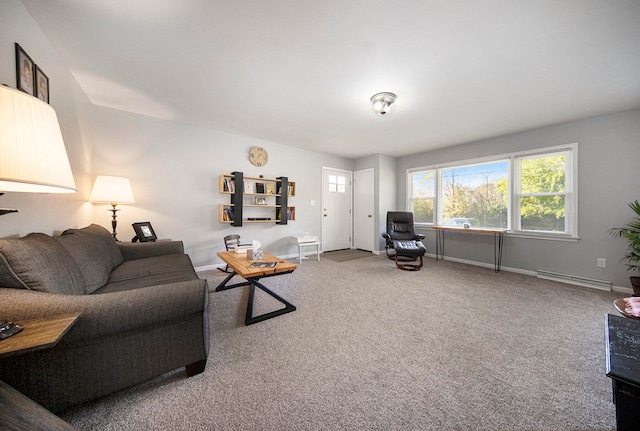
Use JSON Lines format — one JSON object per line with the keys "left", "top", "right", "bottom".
{"left": 425, "top": 253, "right": 633, "bottom": 293}
{"left": 612, "top": 285, "right": 634, "bottom": 295}
{"left": 424, "top": 253, "right": 536, "bottom": 276}
{"left": 195, "top": 264, "right": 222, "bottom": 273}
{"left": 536, "top": 269, "right": 611, "bottom": 291}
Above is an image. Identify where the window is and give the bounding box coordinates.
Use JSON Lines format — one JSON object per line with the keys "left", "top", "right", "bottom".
{"left": 440, "top": 160, "right": 508, "bottom": 229}
{"left": 409, "top": 170, "right": 435, "bottom": 223}
{"left": 407, "top": 144, "right": 577, "bottom": 238}
{"left": 515, "top": 151, "right": 572, "bottom": 234}
{"left": 328, "top": 174, "right": 346, "bottom": 193}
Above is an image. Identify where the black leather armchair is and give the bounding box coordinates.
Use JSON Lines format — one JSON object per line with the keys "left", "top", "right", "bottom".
{"left": 382, "top": 211, "right": 427, "bottom": 270}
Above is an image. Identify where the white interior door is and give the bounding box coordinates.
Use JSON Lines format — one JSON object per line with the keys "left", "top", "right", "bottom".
{"left": 322, "top": 167, "right": 352, "bottom": 251}
{"left": 354, "top": 169, "right": 375, "bottom": 251}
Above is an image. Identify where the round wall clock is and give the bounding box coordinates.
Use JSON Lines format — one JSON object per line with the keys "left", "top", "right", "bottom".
{"left": 249, "top": 146, "right": 268, "bottom": 167}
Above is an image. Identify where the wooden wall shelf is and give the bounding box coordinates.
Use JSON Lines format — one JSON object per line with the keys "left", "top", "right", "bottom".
{"left": 219, "top": 172, "right": 295, "bottom": 226}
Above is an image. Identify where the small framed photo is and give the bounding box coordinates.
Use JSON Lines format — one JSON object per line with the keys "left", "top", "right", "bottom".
{"left": 255, "top": 182, "right": 265, "bottom": 194}
{"left": 15, "top": 43, "right": 35, "bottom": 96}
{"left": 35, "top": 65, "right": 49, "bottom": 103}
{"left": 132, "top": 222, "right": 157, "bottom": 242}
{"left": 255, "top": 197, "right": 267, "bottom": 205}
{"left": 266, "top": 183, "right": 275, "bottom": 195}
{"left": 244, "top": 182, "right": 254, "bottom": 194}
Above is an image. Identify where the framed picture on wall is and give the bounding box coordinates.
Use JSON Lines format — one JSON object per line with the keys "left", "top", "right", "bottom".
{"left": 35, "top": 65, "right": 49, "bottom": 103}
{"left": 132, "top": 222, "right": 157, "bottom": 242}
{"left": 15, "top": 43, "right": 35, "bottom": 96}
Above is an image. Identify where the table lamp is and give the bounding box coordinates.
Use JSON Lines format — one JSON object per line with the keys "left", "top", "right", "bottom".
{"left": 89, "top": 176, "right": 135, "bottom": 240}
{"left": 0, "top": 85, "right": 77, "bottom": 214}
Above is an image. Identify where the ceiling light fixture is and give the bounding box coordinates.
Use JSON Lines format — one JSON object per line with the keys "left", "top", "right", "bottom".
{"left": 370, "top": 92, "right": 397, "bottom": 116}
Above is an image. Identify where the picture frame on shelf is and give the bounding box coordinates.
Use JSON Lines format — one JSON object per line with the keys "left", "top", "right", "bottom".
{"left": 35, "top": 65, "right": 49, "bottom": 103}
{"left": 255, "top": 182, "right": 265, "bottom": 194}
{"left": 15, "top": 43, "right": 35, "bottom": 96}
{"left": 255, "top": 197, "right": 267, "bottom": 205}
{"left": 244, "top": 182, "right": 254, "bottom": 194}
{"left": 132, "top": 222, "right": 157, "bottom": 242}
{"left": 266, "top": 183, "right": 275, "bottom": 194}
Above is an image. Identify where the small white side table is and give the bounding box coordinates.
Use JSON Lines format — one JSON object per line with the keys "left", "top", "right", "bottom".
{"left": 289, "top": 235, "right": 321, "bottom": 263}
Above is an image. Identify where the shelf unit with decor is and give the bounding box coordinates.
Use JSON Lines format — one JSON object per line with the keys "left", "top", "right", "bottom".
{"left": 219, "top": 172, "right": 295, "bottom": 227}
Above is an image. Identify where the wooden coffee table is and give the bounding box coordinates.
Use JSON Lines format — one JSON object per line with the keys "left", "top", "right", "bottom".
{"left": 215, "top": 251, "right": 297, "bottom": 325}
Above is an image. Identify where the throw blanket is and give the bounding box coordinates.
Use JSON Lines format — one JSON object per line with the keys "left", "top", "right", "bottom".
{"left": 624, "top": 297, "right": 640, "bottom": 317}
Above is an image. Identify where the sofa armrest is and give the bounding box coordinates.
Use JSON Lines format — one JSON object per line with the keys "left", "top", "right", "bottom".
{"left": 117, "top": 241, "right": 185, "bottom": 261}
{"left": 0, "top": 280, "right": 208, "bottom": 346}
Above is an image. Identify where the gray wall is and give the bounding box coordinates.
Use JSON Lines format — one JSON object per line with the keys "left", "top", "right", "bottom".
{"left": 354, "top": 154, "right": 397, "bottom": 252}
{"left": 397, "top": 108, "right": 640, "bottom": 289}
{"left": 0, "top": 0, "right": 353, "bottom": 269}
{"left": 3, "top": 0, "right": 639, "bottom": 287}
{"left": 0, "top": 0, "right": 94, "bottom": 237}
{"left": 89, "top": 106, "right": 352, "bottom": 268}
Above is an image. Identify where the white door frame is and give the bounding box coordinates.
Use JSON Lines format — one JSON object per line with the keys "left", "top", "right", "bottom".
{"left": 321, "top": 166, "right": 353, "bottom": 251}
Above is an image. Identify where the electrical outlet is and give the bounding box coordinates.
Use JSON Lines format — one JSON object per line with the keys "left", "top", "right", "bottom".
{"left": 597, "top": 258, "right": 606, "bottom": 268}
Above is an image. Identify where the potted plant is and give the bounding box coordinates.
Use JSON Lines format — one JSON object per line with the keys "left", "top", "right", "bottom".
{"left": 610, "top": 200, "right": 640, "bottom": 296}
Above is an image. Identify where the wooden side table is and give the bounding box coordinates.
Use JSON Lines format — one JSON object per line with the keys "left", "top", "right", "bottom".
{"left": 0, "top": 313, "right": 81, "bottom": 359}
{"left": 0, "top": 313, "right": 81, "bottom": 430}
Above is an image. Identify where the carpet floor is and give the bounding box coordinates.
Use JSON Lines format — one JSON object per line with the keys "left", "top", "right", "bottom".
{"left": 60, "top": 255, "right": 621, "bottom": 430}
{"left": 321, "top": 248, "right": 373, "bottom": 262}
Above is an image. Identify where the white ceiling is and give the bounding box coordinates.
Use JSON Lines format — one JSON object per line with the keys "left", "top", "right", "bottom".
{"left": 22, "top": 0, "right": 640, "bottom": 159}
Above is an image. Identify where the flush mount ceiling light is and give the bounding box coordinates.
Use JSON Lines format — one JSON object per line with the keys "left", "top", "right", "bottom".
{"left": 370, "top": 92, "right": 397, "bottom": 116}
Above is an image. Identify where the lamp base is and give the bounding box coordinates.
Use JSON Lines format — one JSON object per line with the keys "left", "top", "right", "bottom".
{"left": 109, "top": 205, "right": 120, "bottom": 240}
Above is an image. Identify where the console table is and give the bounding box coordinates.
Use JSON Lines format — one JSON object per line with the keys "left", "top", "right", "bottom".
{"left": 605, "top": 313, "right": 640, "bottom": 431}
{"left": 432, "top": 226, "right": 506, "bottom": 272}
{"left": 215, "top": 251, "right": 297, "bottom": 325}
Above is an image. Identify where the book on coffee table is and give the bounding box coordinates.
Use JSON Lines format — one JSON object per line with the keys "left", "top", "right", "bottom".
{"left": 249, "top": 261, "right": 277, "bottom": 268}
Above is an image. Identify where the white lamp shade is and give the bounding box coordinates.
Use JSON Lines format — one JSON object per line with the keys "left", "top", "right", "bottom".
{"left": 0, "top": 85, "right": 77, "bottom": 193}
{"left": 89, "top": 176, "right": 135, "bottom": 204}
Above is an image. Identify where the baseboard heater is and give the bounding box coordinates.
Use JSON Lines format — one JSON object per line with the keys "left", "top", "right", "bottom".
{"left": 536, "top": 269, "right": 612, "bottom": 291}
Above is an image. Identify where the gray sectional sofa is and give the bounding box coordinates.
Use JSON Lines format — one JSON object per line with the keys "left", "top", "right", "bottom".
{"left": 0, "top": 224, "right": 209, "bottom": 412}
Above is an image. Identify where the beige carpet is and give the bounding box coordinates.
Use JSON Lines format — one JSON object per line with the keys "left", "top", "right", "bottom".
{"left": 322, "top": 248, "right": 373, "bottom": 262}
{"left": 61, "top": 255, "right": 621, "bottom": 430}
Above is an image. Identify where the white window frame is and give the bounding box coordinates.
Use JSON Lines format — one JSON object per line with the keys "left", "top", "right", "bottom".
{"left": 406, "top": 143, "right": 578, "bottom": 240}
{"left": 407, "top": 168, "right": 436, "bottom": 224}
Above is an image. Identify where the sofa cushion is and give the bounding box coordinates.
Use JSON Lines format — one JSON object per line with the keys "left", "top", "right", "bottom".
{"left": 0, "top": 233, "right": 85, "bottom": 295}
{"left": 97, "top": 254, "right": 199, "bottom": 294}
{"left": 58, "top": 224, "right": 124, "bottom": 294}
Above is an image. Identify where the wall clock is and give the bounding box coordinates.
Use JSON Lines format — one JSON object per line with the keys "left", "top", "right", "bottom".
{"left": 249, "top": 146, "right": 268, "bottom": 167}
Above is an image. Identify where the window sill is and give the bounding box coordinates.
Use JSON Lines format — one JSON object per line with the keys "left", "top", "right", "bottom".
{"left": 505, "top": 231, "right": 580, "bottom": 242}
